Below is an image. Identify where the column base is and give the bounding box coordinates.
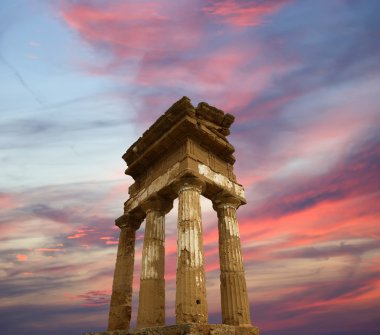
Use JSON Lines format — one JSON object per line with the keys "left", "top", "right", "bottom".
{"left": 84, "top": 323, "right": 259, "bottom": 335}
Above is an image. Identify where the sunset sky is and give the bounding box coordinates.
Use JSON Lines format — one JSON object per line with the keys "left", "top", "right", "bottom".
{"left": 1, "top": 1, "right": 380, "bottom": 334}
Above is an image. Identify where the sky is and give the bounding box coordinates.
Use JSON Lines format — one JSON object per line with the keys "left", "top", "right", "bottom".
{"left": 0, "top": 0, "right": 379, "bottom": 334}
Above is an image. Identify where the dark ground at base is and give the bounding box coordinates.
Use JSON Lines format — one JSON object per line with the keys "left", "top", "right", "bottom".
{"left": 84, "top": 324, "right": 260, "bottom": 335}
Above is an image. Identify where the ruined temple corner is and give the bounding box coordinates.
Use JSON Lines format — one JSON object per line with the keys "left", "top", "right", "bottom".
{"left": 86, "top": 97, "right": 260, "bottom": 335}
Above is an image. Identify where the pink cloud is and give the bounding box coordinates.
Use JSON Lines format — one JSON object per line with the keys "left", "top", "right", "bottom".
{"left": 203, "top": 0, "right": 292, "bottom": 27}
{"left": 59, "top": 0, "right": 286, "bottom": 110}
{"left": 132, "top": 48, "right": 296, "bottom": 125}
{"left": 35, "top": 248, "right": 63, "bottom": 252}
{"left": 67, "top": 228, "right": 98, "bottom": 240}
{"left": 57, "top": 0, "right": 298, "bottom": 128}
{"left": 16, "top": 254, "right": 28, "bottom": 262}
{"left": 0, "top": 193, "right": 16, "bottom": 210}
{"left": 63, "top": 224, "right": 121, "bottom": 247}
{"left": 67, "top": 233, "right": 87, "bottom": 239}
{"left": 252, "top": 137, "right": 379, "bottom": 223}
{"left": 258, "top": 272, "right": 380, "bottom": 332}
{"left": 136, "top": 48, "right": 249, "bottom": 87}
{"left": 237, "top": 194, "right": 380, "bottom": 268}
{"left": 60, "top": 0, "right": 202, "bottom": 63}
{"left": 64, "top": 290, "right": 111, "bottom": 307}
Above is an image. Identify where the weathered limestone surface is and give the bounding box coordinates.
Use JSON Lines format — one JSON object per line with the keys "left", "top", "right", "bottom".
{"left": 213, "top": 195, "right": 251, "bottom": 326}
{"left": 86, "top": 323, "right": 259, "bottom": 335}
{"left": 108, "top": 215, "right": 139, "bottom": 331}
{"left": 137, "top": 197, "right": 173, "bottom": 328}
{"left": 175, "top": 178, "right": 208, "bottom": 324}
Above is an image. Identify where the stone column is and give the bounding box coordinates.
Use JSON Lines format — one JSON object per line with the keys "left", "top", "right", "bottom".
{"left": 108, "top": 214, "right": 139, "bottom": 331}
{"left": 213, "top": 194, "right": 251, "bottom": 326}
{"left": 137, "top": 196, "right": 172, "bottom": 328}
{"left": 175, "top": 177, "right": 208, "bottom": 324}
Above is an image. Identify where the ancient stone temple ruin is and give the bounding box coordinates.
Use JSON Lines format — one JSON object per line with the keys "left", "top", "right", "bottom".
{"left": 106, "top": 97, "right": 259, "bottom": 335}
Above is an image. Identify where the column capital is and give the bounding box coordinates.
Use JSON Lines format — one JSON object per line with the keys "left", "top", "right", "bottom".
{"left": 212, "top": 192, "right": 242, "bottom": 211}
{"left": 141, "top": 194, "right": 173, "bottom": 215}
{"left": 172, "top": 176, "right": 205, "bottom": 195}
{"left": 115, "top": 213, "right": 141, "bottom": 230}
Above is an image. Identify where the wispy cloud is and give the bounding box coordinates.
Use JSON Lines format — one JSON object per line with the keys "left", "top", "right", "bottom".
{"left": 203, "top": 0, "right": 292, "bottom": 27}
{"left": 0, "top": 54, "right": 43, "bottom": 106}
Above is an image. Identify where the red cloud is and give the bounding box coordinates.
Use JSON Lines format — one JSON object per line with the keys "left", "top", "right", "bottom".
{"left": 203, "top": 0, "right": 292, "bottom": 27}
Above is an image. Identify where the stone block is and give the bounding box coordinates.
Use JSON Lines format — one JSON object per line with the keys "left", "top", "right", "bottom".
{"left": 84, "top": 324, "right": 259, "bottom": 335}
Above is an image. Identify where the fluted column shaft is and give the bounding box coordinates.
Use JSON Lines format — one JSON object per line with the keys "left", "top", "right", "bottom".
{"left": 175, "top": 178, "right": 208, "bottom": 324}
{"left": 214, "top": 196, "right": 251, "bottom": 326}
{"left": 108, "top": 215, "right": 138, "bottom": 331}
{"left": 137, "top": 197, "right": 172, "bottom": 328}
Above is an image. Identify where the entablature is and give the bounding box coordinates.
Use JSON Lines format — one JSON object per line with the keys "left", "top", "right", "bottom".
{"left": 123, "top": 97, "right": 236, "bottom": 180}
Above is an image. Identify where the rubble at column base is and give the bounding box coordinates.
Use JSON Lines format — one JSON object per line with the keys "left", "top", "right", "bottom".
{"left": 85, "top": 324, "right": 260, "bottom": 335}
